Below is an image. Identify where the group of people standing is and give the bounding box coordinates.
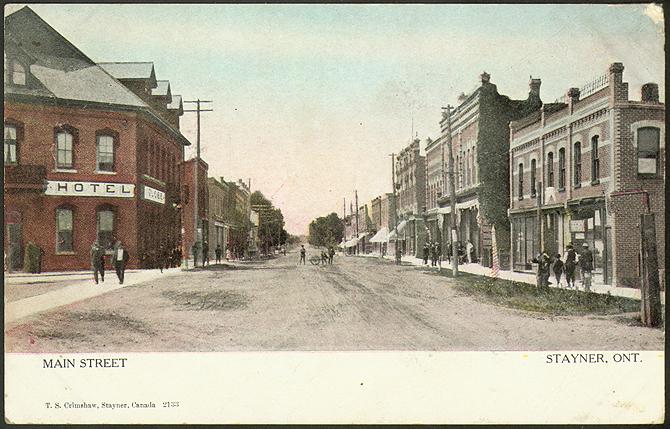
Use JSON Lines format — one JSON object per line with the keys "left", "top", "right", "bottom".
{"left": 420, "top": 239, "right": 476, "bottom": 266}
{"left": 534, "top": 242, "right": 594, "bottom": 291}
{"left": 90, "top": 240, "right": 129, "bottom": 285}
{"left": 422, "top": 241, "right": 442, "bottom": 266}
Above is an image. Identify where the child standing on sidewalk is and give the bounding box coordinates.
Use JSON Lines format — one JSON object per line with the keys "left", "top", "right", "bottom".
{"left": 552, "top": 254, "right": 564, "bottom": 288}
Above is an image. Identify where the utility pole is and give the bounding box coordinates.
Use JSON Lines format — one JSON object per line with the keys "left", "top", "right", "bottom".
{"left": 183, "top": 99, "right": 213, "bottom": 268}
{"left": 355, "top": 190, "right": 359, "bottom": 255}
{"left": 390, "top": 152, "right": 400, "bottom": 264}
{"left": 443, "top": 105, "right": 458, "bottom": 277}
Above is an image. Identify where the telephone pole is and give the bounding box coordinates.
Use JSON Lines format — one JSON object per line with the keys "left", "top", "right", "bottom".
{"left": 443, "top": 105, "right": 458, "bottom": 277}
{"left": 390, "top": 152, "right": 400, "bottom": 264}
{"left": 183, "top": 99, "right": 213, "bottom": 267}
{"left": 354, "top": 189, "right": 359, "bottom": 255}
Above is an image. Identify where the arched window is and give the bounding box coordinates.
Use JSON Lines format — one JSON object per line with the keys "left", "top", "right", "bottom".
{"left": 530, "top": 159, "right": 537, "bottom": 197}
{"left": 55, "top": 125, "right": 77, "bottom": 169}
{"left": 558, "top": 148, "right": 566, "bottom": 189}
{"left": 518, "top": 163, "right": 524, "bottom": 200}
{"left": 4, "top": 122, "right": 19, "bottom": 164}
{"left": 573, "top": 142, "right": 582, "bottom": 187}
{"left": 637, "top": 127, "right": 660, "bottom": 176}
{"left": 56, "top": 206, "right": 74, "bottom": 253}
{"left": 97, "top": 205, "right": 116, "bottom": 250}
{"left": 591, "top": 135, "right": 600, "bottom": 184}
{"left": 96, "top": 131, "right": 117, "bottom": 172}
{"left": 546, "top": 152, "right": 554, "bottom": 187}
{"left": 11, "top": 60, "right": 26, "bottom": 85}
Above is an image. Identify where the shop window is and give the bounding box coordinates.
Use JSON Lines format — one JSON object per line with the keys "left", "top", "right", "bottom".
{"left": 637, "top": 127, "right": 660, "bottom": 176}
{"left": 55, "top": 126, "right": 76, "bottom": 169}
{"left": 558, "top": 148, "right": 566, "bottom": 190}
{"left": 56, "top": 206, "right": 74, "bottom": 253}
{"left": 96, "top": 133, "right": 116, "bottom": 172}
{"left": 591, "top": 136, "right": 600, "bottom": 184}
{"left": 546, "top": 152, "right": 554, "bottom": 187}
{"left": 4, "top": 123, "right": 18, "bottom": 164}
{"left": 573, "top": 142, "right": 582, "bottom": 188}
{"left": 97, "top": 207, "right": 116, "bottom": 250}
{"left": 518, "top": 163, "right": 524, "bottom": 200}
{"left": 530, "top": 159, "right": 537, "bottom": 198}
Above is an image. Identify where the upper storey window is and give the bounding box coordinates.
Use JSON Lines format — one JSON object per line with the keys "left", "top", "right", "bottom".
{"left": 4, "top": 54, "right": 27, "bottom": 86}
{"left": 637, "top": 127, "right": 660, "bottom": 176}
{"left": 55, "top": 126, "right": 77, "bottom": 170}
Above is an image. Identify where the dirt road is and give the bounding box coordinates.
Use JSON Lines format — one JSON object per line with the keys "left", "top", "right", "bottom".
{"left": 5, "top": 248, "right": 664, "bottom": 352}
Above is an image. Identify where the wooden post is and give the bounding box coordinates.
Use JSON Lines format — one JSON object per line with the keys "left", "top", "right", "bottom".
{"left": 640, "top": 213, "right": 662, "bottom": 327}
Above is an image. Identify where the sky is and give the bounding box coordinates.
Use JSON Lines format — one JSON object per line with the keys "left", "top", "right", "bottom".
{"left": 6, "top": 3, "right": 665, "bottom": 234}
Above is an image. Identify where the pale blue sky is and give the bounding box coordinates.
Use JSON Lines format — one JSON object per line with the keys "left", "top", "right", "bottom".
{"left": 7, "top": 4, "right": 664, "bottom": 233}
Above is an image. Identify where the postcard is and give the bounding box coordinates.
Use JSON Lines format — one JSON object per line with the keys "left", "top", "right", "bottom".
{"left": 3, "top": 3, "right": 665, "bottom": 424}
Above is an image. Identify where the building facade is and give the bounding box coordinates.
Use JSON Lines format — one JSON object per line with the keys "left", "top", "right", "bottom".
{"left": 4, "top": 7, "right": 189, "bottom": 271}
{"left": 207, "top": 177, "right": 230, "bottom": 260}
{"left": 437, "top": 72, "right": 542, "bottom": 268}
{"left": 509, "top": 63, "right": 664, "bottom": 287}
{"left": 393, "top": 138, "right": 426, "bottom": 257}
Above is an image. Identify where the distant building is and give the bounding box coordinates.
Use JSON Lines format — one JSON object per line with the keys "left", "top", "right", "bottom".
{"left": 509, "top": 63, "right": 664, "bottom": 287}
{"left": 4, "top": 7, "right": 188, "bottom": 271}
{"left": 423, "top": 135, "right": 447, "bottom": 245}
{"left": 393, "top": 138, "right": 426, "bottom": 257}
{"left": 437, "top": 72, "right": 542, "bottom": 268}
{"left": 181, "top": 158, "right": 209, "bottom": 262}
{"left": 207, "top": 177, "right": 231, "bottom": 260}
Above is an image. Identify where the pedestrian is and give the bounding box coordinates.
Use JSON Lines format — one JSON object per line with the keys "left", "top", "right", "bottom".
{"left": 552, "top": 253, "right": 564, "bottom": 287}
{"left": 533, "top": 251, "right": 551, "bottom": 288}
{"left": 112, "top": 240, "right": 129, "bottom": 284}
{"left": 436, "top": 241, "right": 442, "bottom": 267}
{"left": 90, "top": 240, "right": 105, "bottom": 285}
{"left": 431, "top": 242, "right": 438, "bottom": 266}
{"left": 395, "top": 245, "right": 402, "bottom": 265}
{"left": 579, "top": 242, "right": 594, "bottom": 292}
{"left": 466, "top": 240, "right": 474, "bottom": 264}
{"left": 564, "top": 243, "right": 577, "bottom": 289}
{"left": 457, "top": 242, "right": 465, "bottom": 265}
{"left": 215, "top": 244, "right": 222, "bottom": 264}
{"left": 328, "top": 246, "right": 335, "bottom": 264}
{"left": 299, "top": 245, "right": 306, "bottom": 265}
{"left": 202, "top": 242, "right": 209, "bottom": 267}
{"left": 158, "top": 244, "right": 165, "bottom": 273}
{"left": 423, "top": 242, "right": 430, "bottom": 265}
{"left": 191, "top": 243, "right": 199, "bottom": 268}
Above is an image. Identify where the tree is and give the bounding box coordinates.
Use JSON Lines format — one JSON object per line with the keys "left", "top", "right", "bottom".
{"left": 251, "top": 190, "right": 288, "bottom": 253}
{"left": 308, "top": 212, "right": 344, "bottom": 247}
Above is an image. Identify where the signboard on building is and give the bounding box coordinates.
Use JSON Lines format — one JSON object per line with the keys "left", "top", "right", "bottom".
{"left": 570, "top": 220, "right": 586, "bottom": 232}
{"left": 45, "top": 180, "right": 134, "bottom": 198}
{"left": 142, "top": 185, "right": 166, "bottom": 205}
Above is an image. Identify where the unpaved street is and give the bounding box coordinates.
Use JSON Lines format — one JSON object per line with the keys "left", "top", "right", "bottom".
{"left": 5, "top": 248, "right": 664, "bottom": 352}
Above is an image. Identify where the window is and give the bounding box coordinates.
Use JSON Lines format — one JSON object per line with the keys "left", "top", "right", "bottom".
{"left": 591, "top": 136, "right": 600, "bottom": 183}
{"left": 558, "top": 148, "right": 566, "bottom": 190}
{"left": 546, "top": 152, "right": 554, "bottom": 187}
{"left": 573, "top": 142, "right": 581, "bottom": 187}
{"left": 11, "top": 60, "right": 26, "bottom": 85}
{"left": 96, "top": 134, "right": 115, "bottom": 172}
{"left": 56, "top": 207, "right": 74, "bottom": 252}
{"left": 518, "top": 163, "right": 524, "bottom": 200}
{"left": 4, "top": 124, "right": 18, "bottom": 164}
{"left": 530, "top": 159, "right": 537, "bottom": 197}
{"left": 56, "top": 128, "right": 74, "bottom": 169}
{"left": 97, "top": 207, "right": 116, "bottom": 250}
{"left": 637, "top": 127, "right": 660, "bottom": 176}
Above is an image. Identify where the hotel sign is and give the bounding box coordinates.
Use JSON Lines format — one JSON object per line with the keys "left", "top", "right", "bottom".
{"left": 142, "top": 185, "right": 166, "bottom": 205}
{"left": 45, "top": 180, "right": 135, "bottom": 198}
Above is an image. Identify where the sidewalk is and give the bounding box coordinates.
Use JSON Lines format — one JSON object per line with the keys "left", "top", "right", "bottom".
{"left": 4, "top": 267, "right": 184, "bottom": 325}
{"left": 359, "top": 252, "right": 662, "bottom": 303}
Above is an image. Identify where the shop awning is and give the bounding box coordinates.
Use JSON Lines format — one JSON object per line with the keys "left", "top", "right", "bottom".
{"left": 369, "top": 227, "right": 389, "bottom": 243}
{"left": 345, "top": 238, "right": 358, "bottom": 247}
{"left": 396, "top": 220, "right": 408, "bottom": 233}
{"left": 456, "top": 200, "right": 479, "bottom": 210}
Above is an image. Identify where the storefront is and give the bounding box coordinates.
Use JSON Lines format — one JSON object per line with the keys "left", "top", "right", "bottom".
{"left": 566, "top": 198, "right": 611, "bottom": 284}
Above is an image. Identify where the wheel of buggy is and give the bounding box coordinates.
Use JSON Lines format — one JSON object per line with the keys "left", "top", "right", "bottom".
{"left": 309, "top": 256, "right": 321, "bottom": 265}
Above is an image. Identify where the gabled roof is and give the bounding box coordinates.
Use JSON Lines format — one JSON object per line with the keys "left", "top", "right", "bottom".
{"left": 167, "top": 95, "right": 183, "bottom": 113}
{"left": 151, "top": 80, "right": 171, "bottom": 97}
{"left": 98, "top": 62, "right": 157, "bottom": 87}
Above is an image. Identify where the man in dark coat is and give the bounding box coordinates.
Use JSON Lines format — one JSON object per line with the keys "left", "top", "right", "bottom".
{"left": 328, "top": 246, "right": 335, "bottom": 264}
{"left": 202, "top": 242, "right": 209, "bottom": 267}
{"left": 564, "top": 243, "right": 577, "bottom": 289}
{"left": 579, "top": 243, "right": 594, "bottom": 292}
{"left": 422, "top": 242, "right": 430, "bottom": 265}
{"left": 215, "top": 244, "right": 223, "bottom": 264}
{"left": 112, "top": 240, "right": 129, "bottom": 284}
{"left": 299, "top": 245, "right": 306, "bottom": 265}
{"left": 90, "top": 240, "right": 105, "bottom": 285}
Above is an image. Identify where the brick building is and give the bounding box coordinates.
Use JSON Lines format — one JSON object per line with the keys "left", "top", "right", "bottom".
{"left": 424, "top": 135, "right": 449, "bottom": 245}
{"left": 368, "top": 193, "right": 396, "bottom": 254}
{"left": 207, "top": 177, "right": 231, "bottom": 260}
{"left": 392, "top": 138, "right": 426, "bottom": 257}
{"left": 509, "top": 63, "right": 664, "bottom": 287}
{"left": 4, "top": 7, "right": 189, "bottom": 271}
{"left": 437, "top": 72, "right": 542, "bottom": 268}
{"left": 181, "top": 158, "right": 209, "bottom": 263}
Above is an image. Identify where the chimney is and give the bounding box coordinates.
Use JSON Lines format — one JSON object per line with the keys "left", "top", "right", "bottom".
{"left": 529, "top": 76, "right": 541, "bottom": 97}
{"left": 480, "top": 71, "right": 491, "bottom": 84}
{"left": 641, "top": 83, "right": 659, "bottom": 103}
{"left": 567, "top": 87, "right": 580, "bottom": 114}
{"left": 608, "top": 62, "right": 628, "bottom": 104}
